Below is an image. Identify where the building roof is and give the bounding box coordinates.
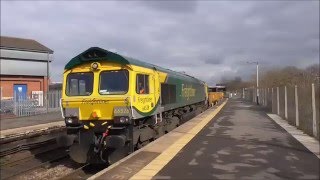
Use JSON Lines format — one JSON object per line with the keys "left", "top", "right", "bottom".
{"left": 0, "top": 36, "right": 53, "bottom": 53}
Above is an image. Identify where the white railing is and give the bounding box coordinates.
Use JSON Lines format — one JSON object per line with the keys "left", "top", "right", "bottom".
{"left": 243, "top": 83, "right": 319, "bottom": 140}
{"left": 0, "top": 90, "right": 62, "bottom": 118}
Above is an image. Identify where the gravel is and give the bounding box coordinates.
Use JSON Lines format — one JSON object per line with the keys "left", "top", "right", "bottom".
{"left": 11, "top": 158, "right": 81, "bottom": 180}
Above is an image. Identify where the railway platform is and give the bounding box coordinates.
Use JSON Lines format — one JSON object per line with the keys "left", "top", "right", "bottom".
{"left": 90, "top": 98, "right": 319, "bottom": 180}
{"left": 0, "top": 111, "right": 64, "bottom": 139}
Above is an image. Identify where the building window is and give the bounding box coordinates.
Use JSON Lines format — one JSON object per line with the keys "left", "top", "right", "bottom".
{"left": 136, "top": 74, "right": 149, "bottom": 94}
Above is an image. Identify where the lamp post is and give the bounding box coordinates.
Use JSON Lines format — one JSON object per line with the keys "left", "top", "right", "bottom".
{"left": 247, "top": 61, "right": 259, "bottom": 105}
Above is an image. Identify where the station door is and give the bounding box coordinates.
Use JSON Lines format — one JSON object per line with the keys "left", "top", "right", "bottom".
{"left": 14, "top": 84, "right": 27, "bottom": 100}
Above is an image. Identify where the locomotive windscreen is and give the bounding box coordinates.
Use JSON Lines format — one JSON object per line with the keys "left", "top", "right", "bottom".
{"left": 66, "top": 72, "right": 94, "bottom": 96}
{"left": 99, "top": 70, "right": 129, "bottom": 95}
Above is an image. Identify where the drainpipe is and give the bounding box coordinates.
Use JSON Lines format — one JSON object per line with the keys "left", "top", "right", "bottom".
{"left": 46, "top": 52, "right": 49, "bottom": 113}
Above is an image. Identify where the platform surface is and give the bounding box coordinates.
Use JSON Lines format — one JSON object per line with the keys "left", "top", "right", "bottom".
{"left": 91, "top": 98, "right": 320, "bottom": 180}
{"left": 0, "top": 111, "right": 63, "bottom": 130}
{"left": 148, "top": 99, "right": 319, "bottom": 179}
{"left": 0, "top": 112, "right": 64, "bottom": 138}
{"left": 90, "top": 100, "right": 226, "bottom": 180}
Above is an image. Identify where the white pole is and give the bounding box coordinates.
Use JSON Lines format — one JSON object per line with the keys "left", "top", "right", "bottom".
{"left": 285, "top": 86, "right": 288, "bottom": 119}
{"left": 46, "top": 52, "right": 49, "bottom": 113}
{"left": 277, "top": 87, "right": 280, "bottom": 115}
{"left": 253, "top": 87, "right": 255, "bottom": 102}
{"left": 256, "top": 63, "right": 259, "bottom": 105}
{"left": 312, "top": 83, "right": 317, "bottom": 137}
{"left": 262, "top": 88, "right": 264, "bottom": 106}
{"left": 261, "top": 88, "right": 263, "bottom": 105}
{"left": 243, "top": 88, "right": 245, "bottom": 99}
{"left": 272, "top": 88, "right": 274, "bottom": 112}
{"left": 266, "top": 88, "right": 268, "bottom": 106}
{"left": 295, "top": 85, "right": 299, "bottom": 127}
{"left": 265, "top": 88, "right": 268, "bottom": 106}
{"left": 264, "top": 88, "right": 266, "bottom": 106}
{"left": 263, "top": 88, "right": 265, "bottom": 106}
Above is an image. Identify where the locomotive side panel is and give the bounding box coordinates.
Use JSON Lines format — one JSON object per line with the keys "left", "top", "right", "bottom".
{"left": 128, "top": 65, "right": 166, "bottom": 119}
{"left": 160, "top": 74, "right": 206, "bottom": 111}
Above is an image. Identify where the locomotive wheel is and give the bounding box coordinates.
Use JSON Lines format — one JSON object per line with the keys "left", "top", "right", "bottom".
{"left": 70, "top": 143, "right": 90, "bottom": 164}
{"left": 106, "top": 145, "right": 130, "bottom": 165}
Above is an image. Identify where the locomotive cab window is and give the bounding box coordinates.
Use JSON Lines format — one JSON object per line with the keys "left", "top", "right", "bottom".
{"left": 217, "top": 87, "right": 226, "bottom": 92}
{"left": 136, "top": 74, "right": 149, "bottom": 94}
{"left": 208, "top": 87, "right": 217, "bottom": 92}
{"left": 99, "top": 70, "right": 129, "bottom": 95}
{"left": 66, "top": 72, "right": 93, "bottom": 96}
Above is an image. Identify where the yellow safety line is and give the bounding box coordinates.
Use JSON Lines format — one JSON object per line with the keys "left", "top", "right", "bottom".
{"left": 130, "top": 100, "right": 228, "bottom": 180}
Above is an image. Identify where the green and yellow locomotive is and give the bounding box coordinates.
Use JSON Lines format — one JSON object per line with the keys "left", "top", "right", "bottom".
{"left": 61, "top": 47, "right": 208, "bottom": 164}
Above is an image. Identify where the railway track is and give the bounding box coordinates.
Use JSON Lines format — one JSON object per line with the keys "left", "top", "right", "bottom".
{"left": 0, "top": 138, "right": 57, "bottom": 157}
{"left": 0, "top": 128, "right": 105, "bottom": 180}
{"left": 1, "top": 147, "right": 69, "bottom": 179}
{"left": 0, "top": 131, "right": 78, "bottom": 180}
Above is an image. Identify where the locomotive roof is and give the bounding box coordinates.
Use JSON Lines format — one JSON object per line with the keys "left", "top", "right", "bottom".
{"left": 65, "top": 47, "right": 205, "bottom": 84}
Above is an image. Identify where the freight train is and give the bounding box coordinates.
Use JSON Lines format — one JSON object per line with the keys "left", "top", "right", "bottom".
{"left": 60, "top": 47, "right": 209, "bottom": 164}
{"left": 208, "top": 85, "right": 226, "bottom": 106}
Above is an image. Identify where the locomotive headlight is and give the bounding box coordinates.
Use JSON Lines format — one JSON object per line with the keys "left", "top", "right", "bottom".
{"left": 91, "top": 62, "right": 99, "bottom": 70}
{"left": 119, "top": 117, "right": 129, "bottom": 123}
{"left": 65, "top": 117, "right": 79, "bottom": 125}
{"left": 66, "top": 118, "right": 73, "bottom": 124}
{"left": 114, "top": 116, "right": 130, "bottom": 124}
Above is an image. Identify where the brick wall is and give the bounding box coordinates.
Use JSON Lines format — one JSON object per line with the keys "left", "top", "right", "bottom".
{"left": 0, "top": 75, "right": 48, "bottom": 98}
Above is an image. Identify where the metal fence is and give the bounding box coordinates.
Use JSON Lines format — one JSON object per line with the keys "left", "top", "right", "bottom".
{"left": 0, "top": 90, "right": 62, "bottom": 118}
{"left": 243, "top": 83, "right": 320, "bottom": 140}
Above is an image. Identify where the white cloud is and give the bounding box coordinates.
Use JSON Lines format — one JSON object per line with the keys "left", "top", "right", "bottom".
{"left": 1, "top": 1, "right": 318, "bottom": 84}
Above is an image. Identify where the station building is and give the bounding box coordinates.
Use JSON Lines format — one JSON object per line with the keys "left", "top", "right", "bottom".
{"left": 0, "top": 36, "right": 54, "bottom": 99}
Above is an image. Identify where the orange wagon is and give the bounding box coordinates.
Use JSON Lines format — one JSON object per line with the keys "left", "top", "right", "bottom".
{"left": 208, "top": 86, "right": 226, "bottom": 106}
